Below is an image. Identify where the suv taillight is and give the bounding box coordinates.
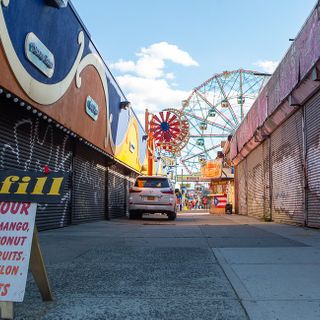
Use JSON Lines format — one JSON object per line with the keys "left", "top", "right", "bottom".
{"left": 129, "top": 188, "right": 141, "bottom": 193}
{"left": 161, "top": 190, "right": 174, "bottom": 194}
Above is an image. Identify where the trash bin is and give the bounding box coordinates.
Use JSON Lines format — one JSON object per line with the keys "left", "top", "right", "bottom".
{"left": 225, "top": 203, "right": 232, "bottom": 214}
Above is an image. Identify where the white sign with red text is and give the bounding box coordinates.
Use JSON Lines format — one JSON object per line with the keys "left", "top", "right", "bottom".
{"left": 0, "top": 202, "right": 37, "bottom": 302}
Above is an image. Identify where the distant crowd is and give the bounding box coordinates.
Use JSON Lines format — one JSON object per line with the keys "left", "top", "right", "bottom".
{"left": 175, "top": 189, "right": 211, "bottom": 211}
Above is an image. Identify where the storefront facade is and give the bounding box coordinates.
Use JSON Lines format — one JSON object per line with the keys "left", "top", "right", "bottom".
{"left": 0, "top": 1, "right": 147, "bottom": 230}
{"left": 231, "top": 4, "right": 320, "bottom": 227}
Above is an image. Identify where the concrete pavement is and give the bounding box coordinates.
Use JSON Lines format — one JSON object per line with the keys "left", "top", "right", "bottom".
{"left": 215, "top": 215, "right": 320, "bottom": 320}
{"left": 12, "top": 212, "right": 320, "bottom": 319}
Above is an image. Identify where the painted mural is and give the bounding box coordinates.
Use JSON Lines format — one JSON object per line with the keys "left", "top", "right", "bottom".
{"left": 115, "top": 116, "right": 146, "bottom": 172}
{"left": 0, "top": 0, "right": 146, "bottom": 172}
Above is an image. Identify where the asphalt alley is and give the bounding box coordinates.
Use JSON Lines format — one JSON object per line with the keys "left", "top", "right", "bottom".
{"left": 15, "top": 212, "right": 320, "bottom": 320}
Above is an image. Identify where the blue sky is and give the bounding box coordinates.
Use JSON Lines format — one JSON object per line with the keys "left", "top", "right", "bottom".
{"left": 71, "top": 0, "right": 316, "bottom": 120}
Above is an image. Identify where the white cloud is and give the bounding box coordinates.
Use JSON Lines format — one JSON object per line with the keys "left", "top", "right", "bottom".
{"left": 139, "top": 42, "right": 199, "bottom": 67}
{"left": 110, "top": 42, "right": 198, "bottom": 117}
{"left": 111, "top": 42, "right": 198, "bottom": 80}
{"left": 135, "top": 55, "right": 165, "bottom": 79}
{"left": 110, "top": 59, "right": 136, "bottom": 73}
{"left": 111, "top": 56, "right": 164, "bottom": 79}
{"left": 165, "top": 73, "right": 175, "bottom": 80}
{"left": 116, "top": 75, "right": 190, "bottom": 114}
{"left": 254, "top": 60, "right": 279, "bottom": 74}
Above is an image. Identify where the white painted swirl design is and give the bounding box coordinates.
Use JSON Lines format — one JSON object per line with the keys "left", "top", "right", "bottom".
{"left": 0, "top": 0, "right": 84, "bottom": 105}
{"left": 0, "top": 0, "right": 115, "bottom": 149}
{"left": 76, "top": 53, "right": 114, "bottom": 151}
{"left": 1, "top": 0, "right": 9, "bottom": 7}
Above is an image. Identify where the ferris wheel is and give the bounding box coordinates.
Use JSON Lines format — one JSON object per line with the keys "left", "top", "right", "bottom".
{"left": 179, "top": 69, "right": 270, "bottom": 175}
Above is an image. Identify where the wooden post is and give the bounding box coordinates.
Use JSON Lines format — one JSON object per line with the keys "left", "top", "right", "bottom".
{"left": 0, "top": 302, "right": 13, "bottom": 320}
{"left": 29, "top": 228, "right": 53, "bottom": 301}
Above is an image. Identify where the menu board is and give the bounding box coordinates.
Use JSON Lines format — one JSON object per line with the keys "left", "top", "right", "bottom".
{"left": 0, "top": 202, "right": 37, "bottom": 302}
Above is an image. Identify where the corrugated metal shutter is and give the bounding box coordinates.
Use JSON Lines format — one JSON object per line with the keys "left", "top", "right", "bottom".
{"left": 270, "top": 110, "right": 304, "bottom": 225}
{"left": 108, "top": 169, "right": 128, "bottom": 219}
{"left": 263, "top": 138, "right": 271, "bottom": 221}
{"left": 235, "top": 159, "right": 247, "bottom": 215}
{"left": 247, "top": 143, "right": 264, "bottom": 219}
{"left": 72, "top": 142, "right": 106, "bottom": 223}
{"left": 0, "top": 97, "right": 72, "bottom": 230}
{"left": 305, "top": 92, "right": 320, "bottom": 227}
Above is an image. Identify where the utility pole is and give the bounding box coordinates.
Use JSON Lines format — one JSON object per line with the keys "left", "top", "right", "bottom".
{"left": 145, "top": 108, "right": 154, "bottom": 176}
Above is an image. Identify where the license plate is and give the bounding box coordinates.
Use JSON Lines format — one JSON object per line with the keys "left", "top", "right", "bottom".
{"left": 147, "top": 196, "right": 155, "bottom": 200}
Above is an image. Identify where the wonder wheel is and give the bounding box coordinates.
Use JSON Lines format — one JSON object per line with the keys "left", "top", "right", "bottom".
{"left": 179, "top": 69, "right": 270, "bottom": 174}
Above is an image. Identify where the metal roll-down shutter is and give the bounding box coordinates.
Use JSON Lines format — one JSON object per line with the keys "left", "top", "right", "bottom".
{"left": 247, "top": 143, "right": 264, "bottom": 219}
{"left": 305, "top": 92, "right": 320, "bottom": 227}
{"left": 263, "top": 139, "right": 271, "bottom": 221}
{"left": 0, "top": 96, "right": 73, "bottom": 230}
{"left": 72, "top": 142, "right": 107, "bottom": 223}
{"left": 236, "top": 159, "right": 248, "bottom": 216}
{"left": 107, "top": 168, "right": 128, "bottom": 219}
{"left": 270, "top": 110, "right": 304, "bottom": 225}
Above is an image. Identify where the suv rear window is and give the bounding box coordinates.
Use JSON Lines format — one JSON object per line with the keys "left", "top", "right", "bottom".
{"left": 135, "top": 178, "right": 170, "bottom": 188}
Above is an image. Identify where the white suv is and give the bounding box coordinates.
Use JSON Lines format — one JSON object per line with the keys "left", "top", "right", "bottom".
{"left": 129, "top": 176, "right": 177, "bottom": 220}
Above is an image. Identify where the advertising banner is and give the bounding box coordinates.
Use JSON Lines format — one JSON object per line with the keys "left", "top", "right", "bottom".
{"left": 0, "top": 202, "right": 37, "bottom": 302}
{"left": 0, "top": 171, "right": 67, "bottom": 203}
{"left": 176, "top": 176, "right": 211, "bottom": 182}
{"left": 200, "top": 159, "right": 222, "bottom": 179}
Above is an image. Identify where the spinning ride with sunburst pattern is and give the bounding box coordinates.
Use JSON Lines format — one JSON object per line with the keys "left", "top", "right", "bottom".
{"left": 150, "top": 108, "right": 189, "bottom": 154}
{"left": 178, "top": 69, "right": 270, "bottom": 175}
